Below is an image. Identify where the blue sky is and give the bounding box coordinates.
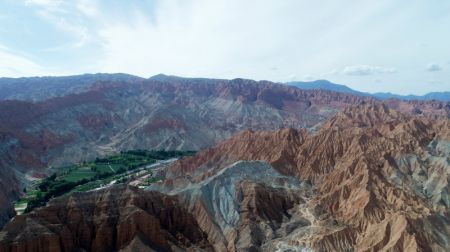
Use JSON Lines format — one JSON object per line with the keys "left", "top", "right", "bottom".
{"left": 0, "top": 0, "right": 449, "bottom": 94}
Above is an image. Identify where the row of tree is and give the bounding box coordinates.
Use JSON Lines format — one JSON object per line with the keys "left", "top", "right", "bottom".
{"left": 24, "top": 150, "right": 196, "bottom": 213}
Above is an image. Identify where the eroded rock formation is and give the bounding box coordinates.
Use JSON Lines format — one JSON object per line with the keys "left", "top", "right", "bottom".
{"left": 160, "top": 103, "right": 450, "bottom": 251}
{"left": 1, "top": 86, "right": 449, "bottom": 251}
{"left": 0, "top": 185, "right": 213, "bottom": 252}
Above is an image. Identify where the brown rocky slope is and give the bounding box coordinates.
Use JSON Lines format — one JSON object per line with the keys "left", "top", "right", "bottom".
{"left": 2, "top": 103, "right": 449, "bottom": 251}
{"left": 161, "top": 103, "right": 450, "bottom": 251}
{"left": 1, "top": 77, "right": 379, "bottom": 228}
{"left": 0, "top": 77, "right": 448, "bottom": 230}
{"left": 0, "top": 185, "right": 213, "bottom": 252}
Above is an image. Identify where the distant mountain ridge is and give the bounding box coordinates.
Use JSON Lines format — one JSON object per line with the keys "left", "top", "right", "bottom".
{"left": 0, "top": 73, "right": 448, "bottom": 102}
{"left": 287, "top": 80, "right": 450, "bottom": 101}
{"left": 0, "top": 73, "right": 143, "bottom": 101}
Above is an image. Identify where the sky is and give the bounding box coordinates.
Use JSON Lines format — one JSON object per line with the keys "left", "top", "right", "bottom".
{"left": 0, "top": 0, "right": 449, "bottom": 95}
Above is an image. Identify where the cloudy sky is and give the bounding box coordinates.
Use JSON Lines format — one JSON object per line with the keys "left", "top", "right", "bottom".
{"left": 0, "top": 0, "right": 449, "bottom": 94}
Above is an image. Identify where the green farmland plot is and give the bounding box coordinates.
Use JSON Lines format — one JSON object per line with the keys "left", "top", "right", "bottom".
{"left": 62, "top": 167, "right": 97, "bottom": 182}
{"left": 95, "top": 164, "right": 121, "bottom": 173}
{"left": 19, "top": 150, "right": 196, "bottom": 213}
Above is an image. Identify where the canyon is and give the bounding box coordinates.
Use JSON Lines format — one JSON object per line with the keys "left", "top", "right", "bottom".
{"left": 0, "top": 76, "right": 377, "bottom": 228}
{"left": 0, "top": 75, "right": 449, "bottom": 251}
{"left": 1, "top": 102, "right": 449, "bottom": 251}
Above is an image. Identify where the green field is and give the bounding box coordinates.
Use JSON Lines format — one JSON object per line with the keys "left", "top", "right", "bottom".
{"left": 62, "top": 167, "right": 97, "bottom": 182}
{"left": 18, "top": 150, "right": 196, "bottom": 213}
{"left": 95, "top": 163, "right": 123, "bottom": 173}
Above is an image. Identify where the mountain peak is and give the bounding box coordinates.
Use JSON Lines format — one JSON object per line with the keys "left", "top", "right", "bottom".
{"left": 287, "top": 79, "right": 450, "bottom": 101}
{"left": 287, "top": 79, "right": 363, "bottom": 95}
{"left": 149, "top": 73, "right": 175, "bottom": 81}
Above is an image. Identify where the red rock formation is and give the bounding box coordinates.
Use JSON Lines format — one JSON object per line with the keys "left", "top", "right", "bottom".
{"left": 0, "top": 78, "right": 381, "bottom": 227}
{"left": 1, "top": 78, "right": 449, "bottom": 250}
{"left": 1, "top": 103, "right": 450, "bottom": 251}
{"left": 166, "top": 128, "right": 307, "bottom": 180}
{"left": 0, "top": 185, "right": 213, "bottom": 252}
{"left": 163, "top": 103, "right": 450, "bottom": 251}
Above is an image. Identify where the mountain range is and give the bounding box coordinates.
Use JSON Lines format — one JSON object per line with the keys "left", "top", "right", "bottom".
{"left": 0, "top": 74, "right": 449, "bottom": 251}
{"left": 0, "top": 75, "right": 375, "bottom": 228}
{"left": 0, "top": 73, "right": 448, "bottom": 102}
{"left": 1, "top": 102, "right": 449, "bottom": 251}
{"left": 288, "top": 80, "right": 450, "bottom": 101}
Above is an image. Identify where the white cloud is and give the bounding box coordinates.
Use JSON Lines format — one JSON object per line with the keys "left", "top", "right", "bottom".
{"left": 287, "top": 74, "right": 297, "bottom": 81}
{"left": 342, "top": 65, "right": 397, "bottom": 76}
{"left": 301, "top": 74, "right": 314, "bottom": 81}
{"left": 0, "top": 44, "right": 47, "bottom": 77}
{"left": 8, "top": 0, "right": 450, "bottom": 94}
{"left": 323, "top": 69, "right": 339, "bottom": 75}
{"left": 97, "top": 0, "right": 280, "bottom": 77}
{"left": 25, "top": 0, "right": 63, "bottom": 8}
{"left": 96, "top": 0, "right": 363, "bottom": 79}
{"left": 23, "top": 0, "right": 98, "bottom": 48}
{"left": 75, "top": 0, "right": 99, "bottom": 17}
{"left": 428, "top": 79, "right": 442, "bottom": 84}
{"left": 426, "top": 63, "right": 442, "bottom": 72}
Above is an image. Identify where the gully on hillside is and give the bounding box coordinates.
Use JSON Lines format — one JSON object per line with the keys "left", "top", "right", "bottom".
{"left": 1, "top": 103, "right": 449, "bottom": 251}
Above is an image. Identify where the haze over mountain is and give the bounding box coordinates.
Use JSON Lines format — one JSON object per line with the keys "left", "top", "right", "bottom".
{"left": 0, "top": 73, "right": 143, "bottom": 101}
{"left": 288, "top": 80, "right": 450, "bottom": 101}
{"left": 1, "top": 1, "right": 449, "bottom": 94}
{"left": 1, "top": 73, "right": 448, "bottom": 102}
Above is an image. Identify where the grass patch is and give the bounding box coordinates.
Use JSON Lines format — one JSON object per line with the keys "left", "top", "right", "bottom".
{"left": 19, "top": 150, "right": 196, "bottom": 213}
{"left": 62, "top": 170, "right": 97, "bottom": 182}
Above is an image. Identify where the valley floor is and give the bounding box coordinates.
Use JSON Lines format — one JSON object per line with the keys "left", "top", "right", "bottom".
{"left": 13, "top": 150, "right": 192, "bottom": 214}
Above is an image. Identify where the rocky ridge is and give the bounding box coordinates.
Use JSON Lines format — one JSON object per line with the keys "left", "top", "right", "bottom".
{"left": 161, "top": 103, "right": 450, "bottom": 251}
{"left": 0, "top": 185, "right": 213, "bottom": 252}
{"left": 2, "top": 103, "right": 449, "bottom": 251}
{"left": 0, "top": 77, "right": 380, "bottom": 228}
